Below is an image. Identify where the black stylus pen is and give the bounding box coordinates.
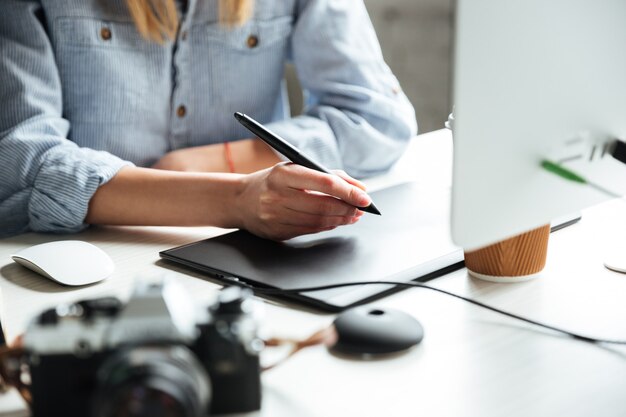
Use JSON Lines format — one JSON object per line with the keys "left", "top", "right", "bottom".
{"left": 234, "top": 112, "right": 381, "bottom": 215}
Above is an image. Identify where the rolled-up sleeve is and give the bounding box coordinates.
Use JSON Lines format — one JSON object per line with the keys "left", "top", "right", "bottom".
{"left": 266, "top": 0, "right": 417, "bottom": 178}
{"left": 0, "top": 1, "right": 131, "bottom": 237}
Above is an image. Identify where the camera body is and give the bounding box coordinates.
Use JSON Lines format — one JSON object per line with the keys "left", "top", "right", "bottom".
{"left": 22, "top": 281, "right": 262, "bottom": 417}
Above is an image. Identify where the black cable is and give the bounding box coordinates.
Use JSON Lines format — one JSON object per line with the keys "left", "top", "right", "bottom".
{"left": 244, "top": 280, "right": 626, "bottom": 345}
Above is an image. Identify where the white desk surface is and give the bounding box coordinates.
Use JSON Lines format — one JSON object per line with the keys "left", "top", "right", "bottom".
{"left": 2, "top": 129, "right": 626, "bottom": 417}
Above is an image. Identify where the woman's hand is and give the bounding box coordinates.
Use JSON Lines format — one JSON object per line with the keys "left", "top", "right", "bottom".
{"left": 86, "top": 164, "right": 369, "bottom": 242}
{"left": 235, "top": 162, "right": 371, "bottom": 241}
{"left": 152, "top": 139, "right": 281, "bottom": 173}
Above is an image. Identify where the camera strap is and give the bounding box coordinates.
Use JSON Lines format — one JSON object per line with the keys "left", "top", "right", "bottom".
{"left": 261, "top": 326, "right": 338, "bottom": 371}
{"left": 0, "top": 339, "right": 31, "bottom": 406}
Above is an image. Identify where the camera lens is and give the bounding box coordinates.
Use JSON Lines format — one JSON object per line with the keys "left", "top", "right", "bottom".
{"left": 105, "top": 386, "right": 185, "bottom": 417}
{"left": 92, "top": 346, "right": 211, "bottom": 417}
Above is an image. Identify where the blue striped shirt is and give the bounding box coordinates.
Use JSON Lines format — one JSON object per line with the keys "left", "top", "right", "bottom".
{"left": 0, "top": 0, "right": 417, "bottom": 237}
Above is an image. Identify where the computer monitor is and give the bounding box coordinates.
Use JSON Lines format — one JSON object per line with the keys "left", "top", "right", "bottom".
{"left": 451, "top": 0, "right": 626, "bottom": 250}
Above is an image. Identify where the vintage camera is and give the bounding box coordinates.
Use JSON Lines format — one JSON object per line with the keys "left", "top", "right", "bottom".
{"left": 21, "top": 280, "right": 263, "bottom": 417}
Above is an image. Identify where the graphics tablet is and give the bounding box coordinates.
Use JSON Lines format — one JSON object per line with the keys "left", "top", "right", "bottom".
{"left": 160, "top": 182, "right": 465, "bottom": 311}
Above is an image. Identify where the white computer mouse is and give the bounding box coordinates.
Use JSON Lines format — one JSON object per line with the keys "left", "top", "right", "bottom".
{"left": 11, "top": 240, "right": 114, "bottom": 286}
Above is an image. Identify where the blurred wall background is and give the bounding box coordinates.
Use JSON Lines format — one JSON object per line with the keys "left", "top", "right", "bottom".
{"left": 286, "top": 0, "right": 455, "bottom": 134}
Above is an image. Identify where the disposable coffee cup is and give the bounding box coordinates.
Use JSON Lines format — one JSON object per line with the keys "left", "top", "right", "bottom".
{"left": 463, "top": 224, "right": 550, "bottom": 282}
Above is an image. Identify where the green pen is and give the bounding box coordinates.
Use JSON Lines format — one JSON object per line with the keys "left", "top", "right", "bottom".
{"left": 541, "top": 160, "right": 621, "bottom": 198}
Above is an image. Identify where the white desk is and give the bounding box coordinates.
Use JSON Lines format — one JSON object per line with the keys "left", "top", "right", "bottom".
{"left": 2, "top": 129, "right": 626, "bottom": 417}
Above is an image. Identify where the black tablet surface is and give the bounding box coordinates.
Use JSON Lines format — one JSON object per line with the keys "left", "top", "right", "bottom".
{"left": 160, "top": 182, "right": 464, "bottom": 311}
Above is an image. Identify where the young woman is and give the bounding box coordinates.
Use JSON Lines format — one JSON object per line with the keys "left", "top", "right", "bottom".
{"left": 0, "top": 0, "right": 416, "bottom": 240}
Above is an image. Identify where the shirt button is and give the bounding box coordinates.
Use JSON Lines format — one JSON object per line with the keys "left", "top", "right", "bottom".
{"left": 177, "top": 105, "right": 187, "bottom": 118}
{"left": 101, "top": 27, "right": 112, "bottom": 41}
{"left": 247, "top": 35, "right": 259, "bottom": 48}
{"left": 181, "top": 30, "right": 188, "bottom": 41}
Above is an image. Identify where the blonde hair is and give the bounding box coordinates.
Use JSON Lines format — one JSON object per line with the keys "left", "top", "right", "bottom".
{"left": 126, "top": 0, "right": 254, "bottom": 43}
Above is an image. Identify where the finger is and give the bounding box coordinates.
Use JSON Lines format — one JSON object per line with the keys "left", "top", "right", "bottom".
{"left": 254, "top": 194, "right": 361, "bottom": 227}
{"left": 281, "top": 188, "right": 361, "bottom": 217}
{"left": 333, "top": 170, "right": 367, "bottom": 191}
{"left": 277, "top": 164, "right": 372, "bottom": 208}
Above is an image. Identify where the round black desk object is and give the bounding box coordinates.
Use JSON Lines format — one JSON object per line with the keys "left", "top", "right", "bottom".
{"left": 330, "top": 307, "right": 424, "bottom": 356}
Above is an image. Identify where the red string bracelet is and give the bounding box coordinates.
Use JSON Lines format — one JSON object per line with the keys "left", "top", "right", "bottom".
{"left": 224, "top": 142, "right": 236, "bottom": 173}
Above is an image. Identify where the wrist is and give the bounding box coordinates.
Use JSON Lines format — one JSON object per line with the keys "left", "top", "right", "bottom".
{"left": 202, "top": 172, "right": 248, "bottom": 229}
